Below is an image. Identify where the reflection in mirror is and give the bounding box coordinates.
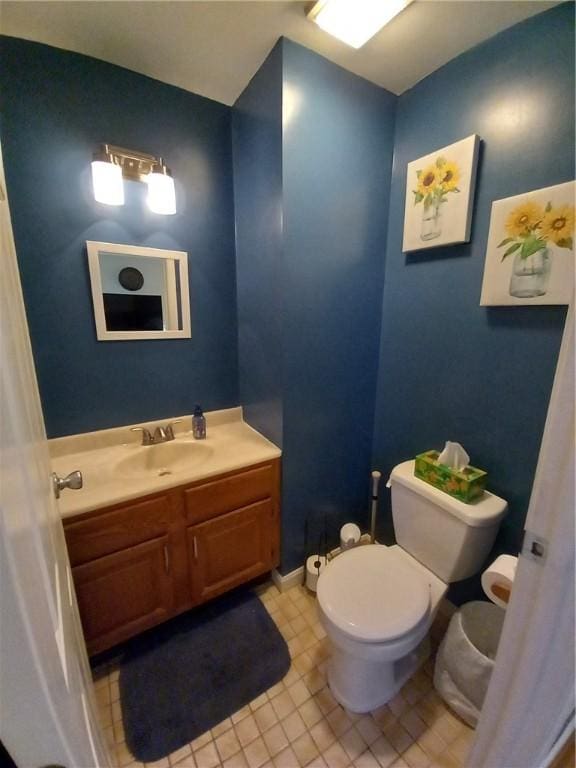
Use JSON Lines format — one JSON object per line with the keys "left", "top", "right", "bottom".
{"left": 87, "top": 242, "right": 191, "bottom": 340}
{"left": 100, "top": 254, "right": 165, "bottom": 331}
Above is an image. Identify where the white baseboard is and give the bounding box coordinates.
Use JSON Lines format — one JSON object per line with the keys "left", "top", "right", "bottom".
{"left": 272, "top": 566, "right": 305, "bottom": 592}
{"left": 272, "top": 533, "right": 374, "bottom": 592}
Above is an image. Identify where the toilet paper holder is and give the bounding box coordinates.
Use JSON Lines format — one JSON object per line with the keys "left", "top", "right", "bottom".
{"left": 522, "top": 529, "right": 547, "bottom": 562}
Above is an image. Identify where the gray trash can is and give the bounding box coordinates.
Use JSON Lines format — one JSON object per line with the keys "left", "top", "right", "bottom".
{"left": 433, "top": 600, "right": 505, "bottom": 727}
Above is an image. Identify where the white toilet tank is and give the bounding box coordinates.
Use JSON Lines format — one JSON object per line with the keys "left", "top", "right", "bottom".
{"left": 389, "top": 460, "right": 508, "bottom": 583}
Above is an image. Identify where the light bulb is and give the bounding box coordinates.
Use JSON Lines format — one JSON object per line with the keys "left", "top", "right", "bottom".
{"left": 147, "top": 168, "right": 176, "bottom": 215}
{"left": 91, "top": 160, "right": 124, "bottom": 206}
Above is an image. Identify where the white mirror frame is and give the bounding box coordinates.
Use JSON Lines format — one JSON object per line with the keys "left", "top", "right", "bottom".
{"left": 87, "top": 241, "right": 191, "bottom": 341}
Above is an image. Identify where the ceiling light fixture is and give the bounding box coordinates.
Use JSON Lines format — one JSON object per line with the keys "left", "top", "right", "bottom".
{"left": 308, "top": 0, "right": 413, "bottom": 49}
{"left": 91, "top": 144, "right": 176, "bottom": 214}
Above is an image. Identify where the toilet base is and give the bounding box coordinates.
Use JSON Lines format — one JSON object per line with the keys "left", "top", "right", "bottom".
{"left": 327, "top": 637, "right": 431, "bottom": 713}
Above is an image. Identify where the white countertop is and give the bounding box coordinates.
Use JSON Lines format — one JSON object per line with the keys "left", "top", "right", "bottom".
{"left": 50, "top": 408, "right": 281, "bottom": 518}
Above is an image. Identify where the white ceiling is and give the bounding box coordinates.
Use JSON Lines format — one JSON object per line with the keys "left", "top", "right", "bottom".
{"left": 0, "top": 1, "right": 559, "bottom": 105}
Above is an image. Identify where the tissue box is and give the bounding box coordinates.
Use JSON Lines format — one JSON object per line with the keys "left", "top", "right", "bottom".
{"left": 414, "top": 450, "right": 487, "bottom": 503}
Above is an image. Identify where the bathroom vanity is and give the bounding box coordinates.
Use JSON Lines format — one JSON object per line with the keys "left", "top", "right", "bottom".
{"left": 52, "top": 409, "right": 281, "bottom": 655}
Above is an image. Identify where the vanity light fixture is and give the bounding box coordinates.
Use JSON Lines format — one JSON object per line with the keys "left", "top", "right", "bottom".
{"left": 91, "top": 144, "right": 176, "bottom": 215}
{"left": 308, "top": 0, "right": 413, "bottom": 49}
{"left": 91, "top": 147, "right": 124, "bottom": 206}
{"left": 147, "top": 162, "right": 177, "bottom": 215}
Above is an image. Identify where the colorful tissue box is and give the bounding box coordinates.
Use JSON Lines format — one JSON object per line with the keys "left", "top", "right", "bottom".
{"left": 414, "top": 450, "right": 487, "bottom": 503}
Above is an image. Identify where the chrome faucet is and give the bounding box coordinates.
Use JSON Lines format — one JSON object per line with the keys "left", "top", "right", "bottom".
{"left": 131, "top": 420, "right": 182, "bottom": 446}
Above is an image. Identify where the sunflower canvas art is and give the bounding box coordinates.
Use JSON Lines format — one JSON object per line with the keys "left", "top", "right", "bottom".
{"left": 480, "top": 181, "right": 575, "bottom": 306}
{"left": 402, "top": 135, "right": 480, "bottom": 252}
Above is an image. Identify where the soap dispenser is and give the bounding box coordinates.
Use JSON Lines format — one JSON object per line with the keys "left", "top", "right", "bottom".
{"left": 192, "top": 405, "right": 206, "bottom": 439}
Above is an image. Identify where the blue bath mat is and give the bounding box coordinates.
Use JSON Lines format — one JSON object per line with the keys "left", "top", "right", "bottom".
{"left": 119, "top": 589, "right": 290, "bottom": 763}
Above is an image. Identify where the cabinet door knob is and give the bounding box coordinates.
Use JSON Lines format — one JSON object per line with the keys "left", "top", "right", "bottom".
{"left": 193, "top": 536, "right": 199, "bottom": 560}
{"left": 163, "top": 545, "right": 170, "bottom": 573}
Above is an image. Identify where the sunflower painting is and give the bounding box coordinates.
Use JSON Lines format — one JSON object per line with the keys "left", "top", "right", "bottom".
{"left": 480, "top": 181, "right": 575, "bottom": 306}
{"left": 403, "top": 135, "right": 480, "bottom": 252}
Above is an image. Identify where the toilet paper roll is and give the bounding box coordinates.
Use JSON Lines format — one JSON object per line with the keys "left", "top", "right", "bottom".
{"left": 481, "top": 554, "right": 518, "bottom": 609}
{"left": 340, "top": 523, "right": 361, "bottom": 551}
{"left": 305, "top": 554, "right": 327, "bottom": 592}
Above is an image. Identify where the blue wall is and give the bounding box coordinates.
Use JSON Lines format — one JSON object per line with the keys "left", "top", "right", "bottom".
{"left": 234, "top": 39, "right": 397, "bottom": 572}
{"left": 1, "top": 37, "right": 238, "bottom": 437}
{"left": 372, "top": 4, "right": 574, "bottom": 602}
{"left": 281, "top": 40, "right": 397, "bottom": 572}
{"left": 233, "top": 42, "right": 284, "bottom": 449}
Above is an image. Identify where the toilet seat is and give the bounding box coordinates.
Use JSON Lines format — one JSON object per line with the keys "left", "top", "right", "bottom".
{"left": 317, "top": 545, "right": 430, "bottom": 644}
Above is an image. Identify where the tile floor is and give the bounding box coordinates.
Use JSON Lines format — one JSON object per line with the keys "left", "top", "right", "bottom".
{"left": 93, "top": 582, "right": 474, "bottom": 768}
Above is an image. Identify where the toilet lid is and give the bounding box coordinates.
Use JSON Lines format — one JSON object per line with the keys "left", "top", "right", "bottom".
{"left": 317, "top": 546, "right": 430, "bottom": 643}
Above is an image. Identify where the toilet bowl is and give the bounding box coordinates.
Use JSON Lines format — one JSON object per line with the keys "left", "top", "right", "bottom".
{"left": 317, "top": 544, "right": 446, "bottom": 712}
{"left": 316, "top": 460, "right": 508, "bottom": 713}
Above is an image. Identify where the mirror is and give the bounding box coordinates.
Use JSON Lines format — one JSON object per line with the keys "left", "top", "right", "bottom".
{"left": 87, "top": 241, "right": 191, "bottom": 340}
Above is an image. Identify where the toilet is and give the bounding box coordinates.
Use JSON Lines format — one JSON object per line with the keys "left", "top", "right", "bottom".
{"left": 317, "top": 459, "right": 508, "bottom": 713}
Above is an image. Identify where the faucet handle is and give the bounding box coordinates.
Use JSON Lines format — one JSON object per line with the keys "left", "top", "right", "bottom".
{"left": 131, "top": 427, "right": 153, "bottom": 446}
{"left": 165, "top": 419, "right": 182, "bottom": 441}
{"left": 153, "top": 426, "right": 167, "bottom": 442}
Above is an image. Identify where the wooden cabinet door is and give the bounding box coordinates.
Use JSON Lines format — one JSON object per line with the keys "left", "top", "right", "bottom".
{"left": 72, "top": 535, "right": 173, "bottom": 655}
{"left": 188, "top": 500, "right": 273, "bottom": 604}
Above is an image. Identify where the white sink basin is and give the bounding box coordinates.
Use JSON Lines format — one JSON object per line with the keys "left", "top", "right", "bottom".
{"left": 115, "top": 441, "right": 213, "bottom": 479}
{"left": 50, "top": 408, "right": 283, "bottom": 518}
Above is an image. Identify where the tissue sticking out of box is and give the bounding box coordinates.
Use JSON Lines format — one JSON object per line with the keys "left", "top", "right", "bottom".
{"left": 437, "top": 441, "right": 470, "bottom": 472}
